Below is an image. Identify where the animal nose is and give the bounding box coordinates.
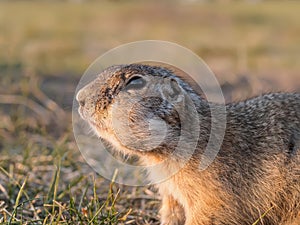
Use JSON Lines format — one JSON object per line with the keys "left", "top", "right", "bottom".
{"left": 76, "top": 89, "right": 86, "bottom": 107}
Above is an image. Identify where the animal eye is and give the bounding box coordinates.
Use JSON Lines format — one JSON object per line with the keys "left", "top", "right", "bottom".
{"left": 124, "top": 76, "right": 146, "bottom": 90}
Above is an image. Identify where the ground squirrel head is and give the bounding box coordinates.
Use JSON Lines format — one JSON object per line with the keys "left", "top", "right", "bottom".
{"left": 76, "top": 64, "right": 201, "bottom": 157}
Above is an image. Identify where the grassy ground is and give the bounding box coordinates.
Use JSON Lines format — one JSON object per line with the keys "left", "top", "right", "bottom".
{"left": 0, "top": 1, "right": 299, "bottom": 224}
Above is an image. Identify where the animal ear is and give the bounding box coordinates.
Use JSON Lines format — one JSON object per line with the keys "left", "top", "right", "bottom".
{"left": 162, "top": 78, "right": 184, "bottom": 102}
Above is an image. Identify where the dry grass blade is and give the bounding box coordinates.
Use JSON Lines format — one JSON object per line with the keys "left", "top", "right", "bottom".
{"left": 252, "top": 206, "right": 275, "bottom": 225}
{"left": 0, "top": 94, "right": 52, "bottom": 124}
{"left": 0, "top": 183, "right": 9, "bottom": 199}
{"left": 29, "top": 76, "right": 66, "bottom": 119}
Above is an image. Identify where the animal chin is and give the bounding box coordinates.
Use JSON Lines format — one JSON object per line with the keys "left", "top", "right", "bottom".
{"left": 94, "top": 126, "right": 134, "bottom": 154}
{"left": 89, "top": 121, "right": 160, "bottom": 159}
{"left": 88, "top": 121, "right": 105, "bottom": 135}
{"left": 84, "top": 115, "right": 147, "bottom": 155}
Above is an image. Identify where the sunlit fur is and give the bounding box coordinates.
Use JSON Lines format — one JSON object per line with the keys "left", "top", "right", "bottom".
{"left": 77, "top": 64, "right": 300, "bottom": 225}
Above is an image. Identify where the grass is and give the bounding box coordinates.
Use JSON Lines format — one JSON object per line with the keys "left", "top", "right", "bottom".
{"left": 0, "top": 1, "right": 299, "bottom": 224}
{"left": 0, "top": 1, "right": 300, "bottom": 77}
{"left": 0, "top": 166, "right": 144, "bottom": 224}
{"left": 0, "top": 122, "right": 160, "bottom": 224}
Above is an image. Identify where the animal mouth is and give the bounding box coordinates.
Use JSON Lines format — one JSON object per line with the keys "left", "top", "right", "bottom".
{"left": 78, "top": 106, "right": 96, "bottom": 121}
{"left": 78, "top": 107, "right": 94, "bottom": 123}
{"left": 77, "top": 106, "right": 86, "bottom": 120}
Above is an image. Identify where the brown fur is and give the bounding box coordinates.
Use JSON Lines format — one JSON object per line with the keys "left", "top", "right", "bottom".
{"left": 76, "top": 64, "right": 300, "bottom": 225}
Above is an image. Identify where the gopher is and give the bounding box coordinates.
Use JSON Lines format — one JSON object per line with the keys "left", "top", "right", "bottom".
{"left": 76, "top": 64, "right": 300, "bottom": 225}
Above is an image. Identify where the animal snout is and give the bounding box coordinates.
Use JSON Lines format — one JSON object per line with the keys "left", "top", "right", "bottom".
{"left": 76, "top": 86, "right": 97, "bottom": 120}
{"left": 76, "top": 89, "right": 86, "bottom": 107}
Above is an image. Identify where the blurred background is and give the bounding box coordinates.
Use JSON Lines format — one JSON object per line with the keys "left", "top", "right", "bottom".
{"left": 0, "top": 1, "right": 299, "bottom": 224}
